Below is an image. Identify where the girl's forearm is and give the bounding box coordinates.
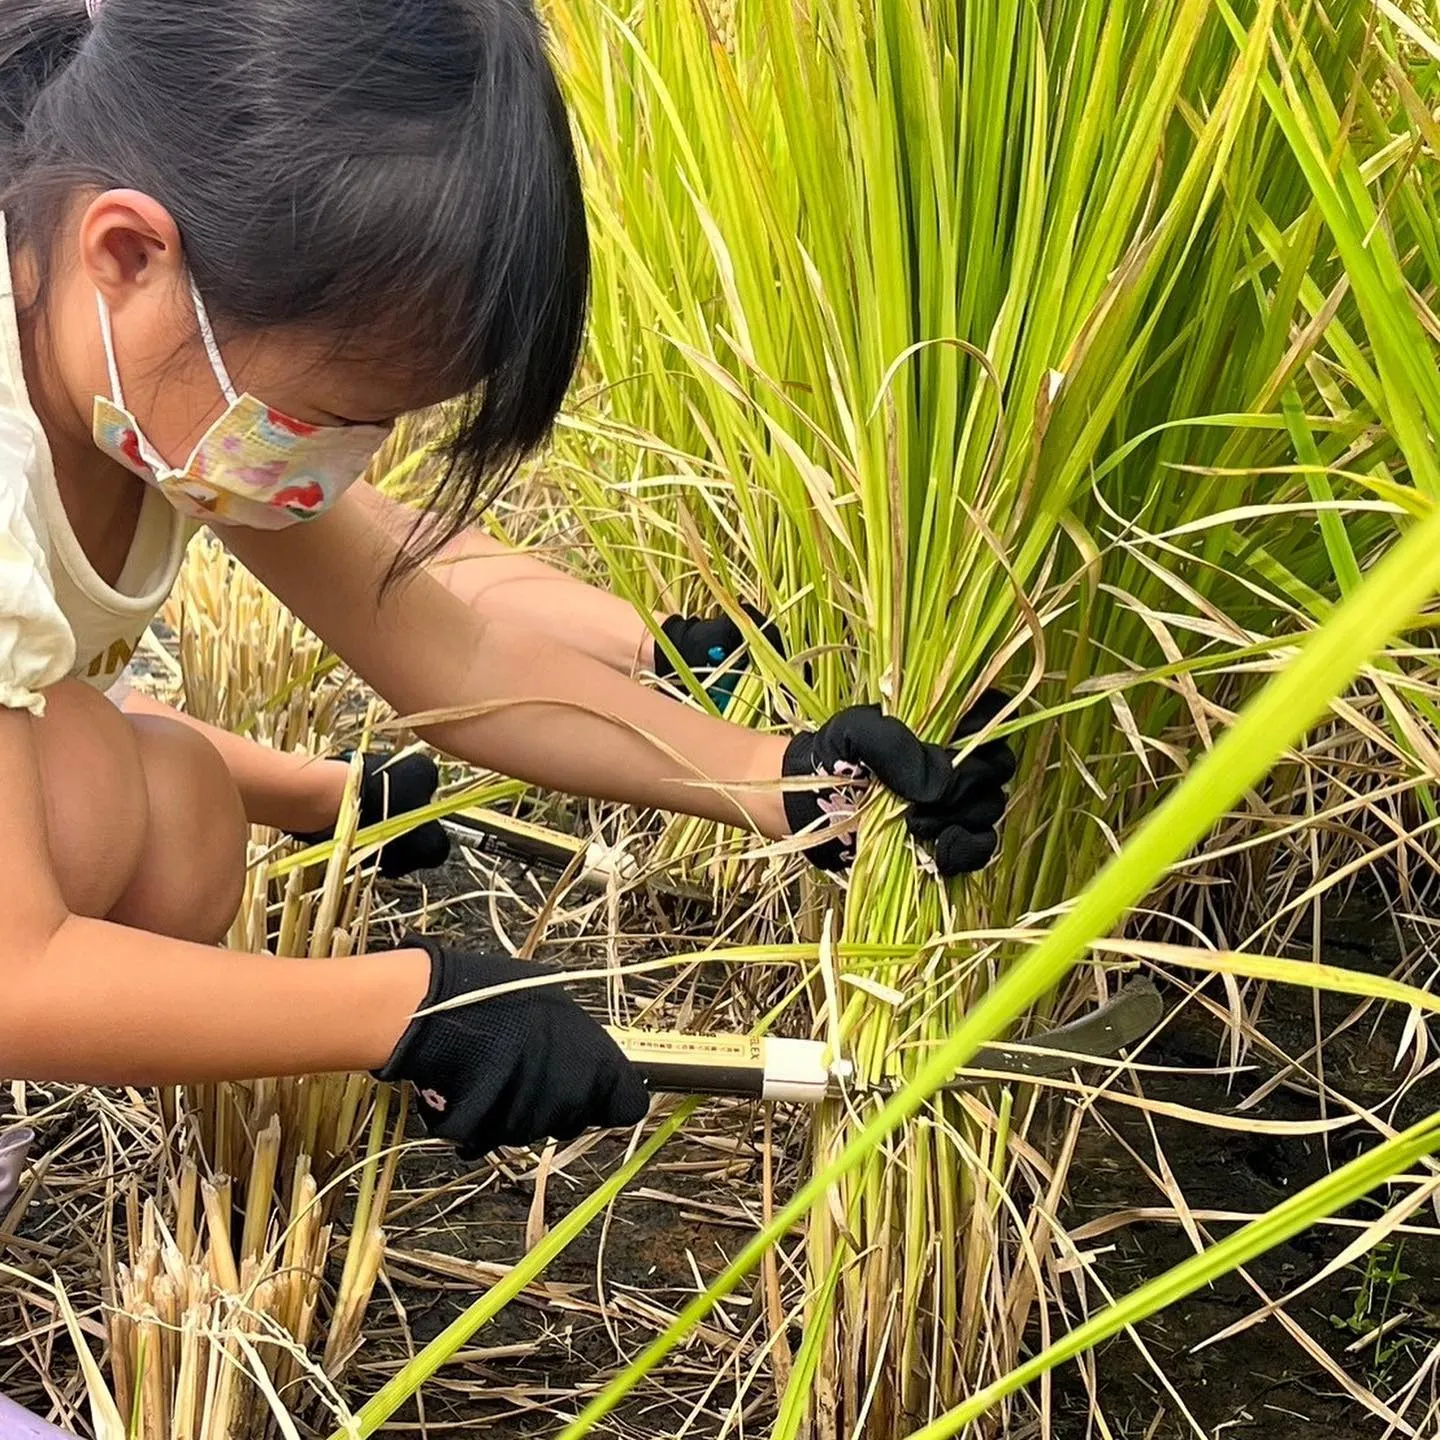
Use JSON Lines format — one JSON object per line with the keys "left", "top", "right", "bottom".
{"left": 367, "top": 488, "right": 658, "bottom": 674}
{"left": 479, "top": 635, "right": 782, "bottom": 830}
{"left": 429, "top": 533, "right": 658, "bottom": 675}
{"left": 368, "top": 609, "right": 790, "bottom": 837}
{"left": 3, "top": 914, "right": 429, "bottom": 1085}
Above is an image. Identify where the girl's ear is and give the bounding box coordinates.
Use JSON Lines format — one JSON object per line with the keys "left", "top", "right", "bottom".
{"left": 76, "top": 189, "right": 185, "bottom": 311}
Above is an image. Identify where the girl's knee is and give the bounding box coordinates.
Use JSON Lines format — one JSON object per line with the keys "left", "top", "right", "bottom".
{"left": 31, "top": 681, "right": 150, "bottom": 918}
{"left": 111, "top": 717, "right": 248, "bottom": 944}
{"left": 31, "top": 683, "right": 246, "bottom": 941}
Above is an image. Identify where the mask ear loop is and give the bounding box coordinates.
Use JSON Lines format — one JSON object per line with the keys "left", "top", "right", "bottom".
{"left": 95, "top": 281, "right": 239, "bottom": 411}
{"left": 94, "top": 291, "right": 127, "bottom": 407}
{"left": 188, "top": 277, "right": 240, "bottom": 406}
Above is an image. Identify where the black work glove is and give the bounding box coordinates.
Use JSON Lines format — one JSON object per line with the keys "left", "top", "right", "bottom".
{"left": 781, "top": 691, "right": 1016, "bottom": 877}
{"left": 654, "top": 603, "right": 784, "bottom": 711}
{"left": 295, "top": 753, "right": 451, "bottom": 880}
{"left": 375, "top": 937, "right": 651, "bottom": 1159}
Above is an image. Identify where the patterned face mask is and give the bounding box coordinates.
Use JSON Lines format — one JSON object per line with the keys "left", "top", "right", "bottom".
{"left": 91, "top": 281, "right": 390, "bottom": 529}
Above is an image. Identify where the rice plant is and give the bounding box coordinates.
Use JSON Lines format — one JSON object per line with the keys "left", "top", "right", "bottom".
{"left": 546, "top": 0, "right": 1435, "bottom": 1427}
{"left": 345, "top": 479, "right": 1440, "bottom": 1438}
{"left": 69, "top": 1085, "right": 404, "bottom": 1440}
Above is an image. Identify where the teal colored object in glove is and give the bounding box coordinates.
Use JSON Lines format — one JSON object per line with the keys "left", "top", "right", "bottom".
{"left": 654, "top": 605, "right": 784, "bottom": 712}
{"left": 705, "top": 643, "right": 740, "bottom": 711}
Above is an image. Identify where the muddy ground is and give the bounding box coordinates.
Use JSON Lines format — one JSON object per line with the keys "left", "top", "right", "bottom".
{"left": 1051, "top": 902, "right": 1440, "bottom": 1439}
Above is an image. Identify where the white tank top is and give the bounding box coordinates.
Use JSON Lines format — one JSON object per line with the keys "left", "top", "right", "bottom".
{"left": 0, "top": 215, "right": 192, "bottom": 712}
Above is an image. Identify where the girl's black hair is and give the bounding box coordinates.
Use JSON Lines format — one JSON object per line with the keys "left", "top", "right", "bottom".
{"left": 0, "top": 0, "right": 589, "bottom": 570}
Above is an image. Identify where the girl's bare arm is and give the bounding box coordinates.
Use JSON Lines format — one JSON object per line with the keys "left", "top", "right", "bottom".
{"left": 224, "top": 487, "right": 793, "bottom": 839}
{"left": 366, "top": 488, "right": 657, "bottom": 675}
{"left": 0, "top": 707, "right": 429, "bottom": 1084}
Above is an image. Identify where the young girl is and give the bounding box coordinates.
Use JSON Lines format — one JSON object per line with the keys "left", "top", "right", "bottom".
{"left": 0, "top": 0, "right": 1014, "bottom": 1160}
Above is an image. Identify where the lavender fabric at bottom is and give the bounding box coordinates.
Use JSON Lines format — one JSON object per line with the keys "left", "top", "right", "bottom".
{"left": 0, "top": 1393, "right": 73, "bottom": 1439}
{"left": 0, "top": 1128, "right": 33, "bottom": 1217}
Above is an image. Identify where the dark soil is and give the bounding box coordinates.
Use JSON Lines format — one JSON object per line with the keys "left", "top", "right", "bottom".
{"left": 367, "top": 1118, "right": 784, "bottom": 1436}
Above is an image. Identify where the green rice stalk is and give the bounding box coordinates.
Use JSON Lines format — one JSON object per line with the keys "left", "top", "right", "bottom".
{"left": 550, "top": 346, "right": 1440, "bottom": 1437}
{"left": 547, "top": 0, "right": 1428, "bottom": 1424}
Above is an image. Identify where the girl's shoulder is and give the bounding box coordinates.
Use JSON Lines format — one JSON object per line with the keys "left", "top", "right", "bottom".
{"left": 0, "top": 404, "right": 77, "bottom": 714}
{"left": 0, "top": 215, "right": 76, "bottom": 711}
